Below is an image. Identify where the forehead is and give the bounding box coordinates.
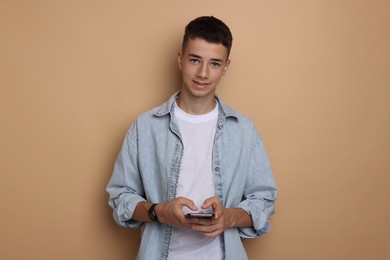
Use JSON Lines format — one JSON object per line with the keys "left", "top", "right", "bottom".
{"left": 183, "top": 38, "right": 228, "bottom": 61}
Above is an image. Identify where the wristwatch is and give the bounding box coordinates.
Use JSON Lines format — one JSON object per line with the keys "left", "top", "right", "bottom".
{"left": 148, "top": 203, "right": 160, "bottom": 223}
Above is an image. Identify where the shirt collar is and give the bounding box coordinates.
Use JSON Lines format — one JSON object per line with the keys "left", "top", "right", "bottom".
{"left": 154, "top": 91, "right": 240, "bottom": 120}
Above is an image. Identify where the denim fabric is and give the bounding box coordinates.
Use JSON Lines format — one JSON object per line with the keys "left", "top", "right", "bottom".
{"left": 106, "top": 92, "right": 278, "bottom": 260}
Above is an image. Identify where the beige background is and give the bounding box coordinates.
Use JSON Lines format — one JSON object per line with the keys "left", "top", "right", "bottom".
{"left": 1, "top": 0, "right": 389, "bottom": 259}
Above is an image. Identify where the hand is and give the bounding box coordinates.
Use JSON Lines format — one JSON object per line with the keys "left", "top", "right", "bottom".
{"left": 190, "top": 196, "right": 253, "bottom": 238}
{"left": 190, "top": 196, "right": 229, "bottom": 238}
{"left": 155, "top": 196, "right": 200, "bottom": 228}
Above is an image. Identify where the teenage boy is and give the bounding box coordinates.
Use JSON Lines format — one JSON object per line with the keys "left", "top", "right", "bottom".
{"left": 106, "top": 16, "right": 277, "bottom": 260}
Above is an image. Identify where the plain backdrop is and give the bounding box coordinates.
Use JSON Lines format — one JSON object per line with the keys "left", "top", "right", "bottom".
{"left": 1, "top": 1, "right": 389, "bottom": 259}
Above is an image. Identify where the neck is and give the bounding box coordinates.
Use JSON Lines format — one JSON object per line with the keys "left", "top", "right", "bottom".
{"left": 176, "top": 94, "right": 216, "bottom": 115}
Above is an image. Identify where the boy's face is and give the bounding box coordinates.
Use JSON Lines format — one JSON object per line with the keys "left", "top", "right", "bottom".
{"left": 178, "top": 38, "right": 230, "bottom": 101}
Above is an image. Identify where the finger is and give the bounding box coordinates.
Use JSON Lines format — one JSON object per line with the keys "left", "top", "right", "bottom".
{"left": 213, "top": 205, "right": 223, "bottom": 219}
{"left": 177, "top": 197, "right": 198, "bottom": 211}
{"left": 201, "top": 197, "right": 223, "bottom": 219}
{"left": 201, "top": 196, "right": 221, "bottom": 209}
{"left": 192, "top": 224, "right": 222, "bottom": 238}
{"left": 201, "top": 230, "right": 222, "bottom": 238}
{"left": 195, "top": 218, "right": 216, "bottom": 226}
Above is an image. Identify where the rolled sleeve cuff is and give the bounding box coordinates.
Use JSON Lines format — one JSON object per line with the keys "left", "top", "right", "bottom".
{"left": 113, "top": 194, "right": 146, "bottom": 228}
{"left": 237, "top": 201, "right": 271, "bottom": 238}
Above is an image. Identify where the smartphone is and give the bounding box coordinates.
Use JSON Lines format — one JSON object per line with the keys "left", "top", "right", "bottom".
{"left": 185, "top": 213, "right": 214, "bottom": 218}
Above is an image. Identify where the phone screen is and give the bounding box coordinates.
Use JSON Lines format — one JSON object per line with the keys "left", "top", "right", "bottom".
{"left": 185, "top": 213, "right": 214, "bottom": 218}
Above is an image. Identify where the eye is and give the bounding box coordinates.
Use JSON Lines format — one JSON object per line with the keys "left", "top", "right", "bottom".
{"left": 189, "top": 58, "right": 200, "bottom": 64}
{"left": 210, "top": 62, "right": 222, "bottom": 68}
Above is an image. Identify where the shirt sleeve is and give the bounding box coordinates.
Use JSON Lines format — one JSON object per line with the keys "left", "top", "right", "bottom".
{"left": 236, "top": 131, "right": 278, "bottom": 238}
{"left": 106, "top": 122, "right": 146, "bottom": 228}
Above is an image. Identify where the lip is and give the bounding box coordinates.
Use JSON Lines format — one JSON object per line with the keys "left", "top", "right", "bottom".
{"left": 193, "top": 80, "right": 210, "bottom": 87}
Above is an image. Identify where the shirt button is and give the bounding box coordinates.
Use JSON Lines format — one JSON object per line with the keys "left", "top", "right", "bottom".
{"left": 214, "top": 166, "right": 220, "bottom": 172}
{"left": 175, "top": 155, "right": 180, "bottom": 164}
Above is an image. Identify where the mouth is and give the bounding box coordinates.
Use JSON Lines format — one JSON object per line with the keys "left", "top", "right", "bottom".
{"left": 193, "top": 80, "right": 210, "bottom": 88}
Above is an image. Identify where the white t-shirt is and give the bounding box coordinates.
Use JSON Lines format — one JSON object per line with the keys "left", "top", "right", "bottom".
{"left": 168, "top": 101, "right": 223, "bottom": 260}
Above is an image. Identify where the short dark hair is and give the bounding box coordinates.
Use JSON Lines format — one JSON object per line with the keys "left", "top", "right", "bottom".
{"left": 182, "top": 16, "right": 233, "bottom": 58}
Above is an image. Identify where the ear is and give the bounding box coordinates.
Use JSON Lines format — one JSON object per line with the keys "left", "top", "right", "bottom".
{"left": 177, "top": 52, "right": 183, "bottom": 70}
{"left": 223, "top": 59, "right": 231, "bottom": 75}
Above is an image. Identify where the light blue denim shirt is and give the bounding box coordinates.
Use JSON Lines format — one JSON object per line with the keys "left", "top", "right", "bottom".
{"left": 106, "top": 92, "right": 277, "bottom": 260}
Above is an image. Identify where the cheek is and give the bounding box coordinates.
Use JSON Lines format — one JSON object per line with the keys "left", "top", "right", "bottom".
{"left": 211, "top": 70, "right": 225, "bottom": 80}
{"left": 182, "top": 66, "right": 195, "bottom": 77}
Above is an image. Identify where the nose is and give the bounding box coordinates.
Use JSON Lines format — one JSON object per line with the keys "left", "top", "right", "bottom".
{"left": 196, "top": 63, "right": 208, "bottom": 79}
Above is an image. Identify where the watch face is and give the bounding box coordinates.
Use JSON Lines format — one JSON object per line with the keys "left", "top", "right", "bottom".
{"left": 149, "top": 210, "right": 156, "bottom": 220}
{"left": 148, "top": 204, "right": 159, "bottom": 222}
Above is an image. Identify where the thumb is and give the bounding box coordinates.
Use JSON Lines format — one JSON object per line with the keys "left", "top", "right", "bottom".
{"left": 201, "top": 196, "right": 221, "bottom": 209}
{"left": 178, "top": 197, "right": 198, "bottom": 211}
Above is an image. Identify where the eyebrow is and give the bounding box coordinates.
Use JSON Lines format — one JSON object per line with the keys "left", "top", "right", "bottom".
{"left": 188, "top": 53, "right": 224, "bottom": 63}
